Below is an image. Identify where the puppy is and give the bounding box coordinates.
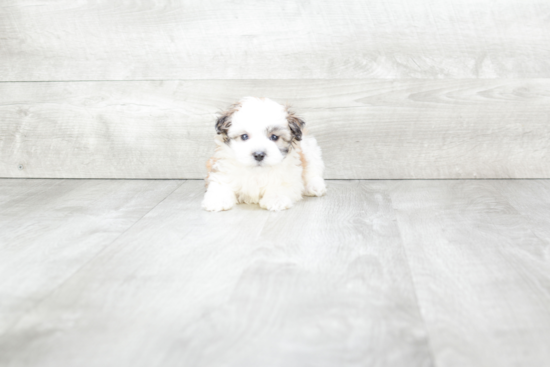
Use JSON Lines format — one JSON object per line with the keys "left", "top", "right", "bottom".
{"left": 202, "top": 96, "right": 326, "bottom": 212}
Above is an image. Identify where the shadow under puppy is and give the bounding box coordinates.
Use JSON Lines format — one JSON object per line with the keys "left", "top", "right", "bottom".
{"left": 202, "top": 96, "right": 326, "bottom": 211}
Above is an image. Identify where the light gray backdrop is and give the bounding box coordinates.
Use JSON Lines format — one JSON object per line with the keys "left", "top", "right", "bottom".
{"left": 1, "top": 0, "right": 549, "bottom": 178}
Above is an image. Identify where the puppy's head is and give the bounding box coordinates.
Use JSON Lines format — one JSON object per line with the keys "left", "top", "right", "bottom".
{"left": 215, "top": 97, "right": 304, "bottom": 167}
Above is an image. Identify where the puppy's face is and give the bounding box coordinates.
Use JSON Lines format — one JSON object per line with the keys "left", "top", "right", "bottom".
{"left": 216, "top": 97, "right": 304, "bottom": 167}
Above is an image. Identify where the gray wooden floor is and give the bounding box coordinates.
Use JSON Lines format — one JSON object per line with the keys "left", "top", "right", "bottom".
{"left": 1, "top": 179, "right": 549, "bottom": 367}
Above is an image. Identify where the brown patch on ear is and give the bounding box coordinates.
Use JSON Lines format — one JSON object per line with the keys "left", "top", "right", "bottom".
{"left": 215, "top": 115, "right": 231, "bottom": 138}
{"left": 215, "top": 101, "right": 242, "bottom": 142}
{"left": 286, "top": 108, "right": 305, "bottom": 142}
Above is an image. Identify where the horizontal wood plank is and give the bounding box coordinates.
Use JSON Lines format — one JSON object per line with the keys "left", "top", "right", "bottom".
{"left": 1, "top": 79, "right": 549, "bottom": 179}
{"left": 1, "top": 0, "right": 549, "bottom": 80}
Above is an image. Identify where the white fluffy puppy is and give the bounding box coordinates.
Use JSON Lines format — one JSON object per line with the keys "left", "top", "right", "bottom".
{"left": 202, "top": 96, "right": 326, "bottom": 212}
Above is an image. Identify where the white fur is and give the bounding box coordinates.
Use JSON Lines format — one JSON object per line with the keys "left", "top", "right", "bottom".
{"left": 202, "top": 97, "right": 326, "bottom": 212}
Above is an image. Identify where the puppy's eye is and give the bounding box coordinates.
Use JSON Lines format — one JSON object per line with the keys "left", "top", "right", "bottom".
{"left": 241, "top": 134, "right": 249, "bottom": 141}
{"left": 270, "top": 134, "right": 279, "bottom": 141}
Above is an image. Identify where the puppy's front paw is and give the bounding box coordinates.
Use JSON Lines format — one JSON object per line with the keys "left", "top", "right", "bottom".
{"left": 259, "top": 195, "right": 293, "bottom": 211}
{"left": 202, "top": 193, "right": 235, "bottom": 212}
{"left": 304, "top": 177, "right": 327, "bottom": 197}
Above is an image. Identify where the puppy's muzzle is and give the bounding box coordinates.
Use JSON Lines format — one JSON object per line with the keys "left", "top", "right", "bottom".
{"left": 253, "top": 151, "right": 266, "bottom": 162}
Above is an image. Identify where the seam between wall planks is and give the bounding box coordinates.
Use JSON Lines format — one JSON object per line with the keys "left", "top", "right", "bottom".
{"left": 2, "top": 178, "right": 550, "bottom": 181}
{"left": 2, "top": 78, "right": 550, "bottom": 82}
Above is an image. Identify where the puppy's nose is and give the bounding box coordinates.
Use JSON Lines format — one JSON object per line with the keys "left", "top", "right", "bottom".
{"left": 253, "top": 151, "right": 266, "bottom": 162}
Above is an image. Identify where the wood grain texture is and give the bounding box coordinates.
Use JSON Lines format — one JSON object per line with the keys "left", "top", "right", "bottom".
{"left": 391, "top": 180, "right": 550, "bottom": 367}
{"left": 0, "top": 179, "right": 183, "bottom": 335}
{"left": 1, "top": 0, "right": 549, "bottom": 80}
{"left": 1, "top": 79, "right": 550, "bottom": 179}
{"left": 0, "top": 180, "right": 433, "bottom": 367}
{"left": 498, "top": 181, "right": 550, "bottom": 245}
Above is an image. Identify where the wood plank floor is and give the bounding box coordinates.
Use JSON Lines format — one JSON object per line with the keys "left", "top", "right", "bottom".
{"left": 0, "top": 179, "right": 549, "bottom": 367}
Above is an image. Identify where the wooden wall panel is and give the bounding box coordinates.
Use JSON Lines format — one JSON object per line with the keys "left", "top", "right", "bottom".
{"left": 1, "top": 79, "right": 549, "bottom": 179}
{"left": 1, "top": 0, "right": 549, "bottom": 80}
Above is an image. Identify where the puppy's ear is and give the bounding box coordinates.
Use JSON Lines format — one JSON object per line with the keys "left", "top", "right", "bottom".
{"left": 287, "top": 114, "right": 305, "bottom": 142}
{"left": 215, "top": 114, "right": 231, "bottom": 136}
{"left": 215, "top": 102, "right": 241, "bottom": 143}
{"left": 215, "top": 102, "right": 241, "bottom": 141}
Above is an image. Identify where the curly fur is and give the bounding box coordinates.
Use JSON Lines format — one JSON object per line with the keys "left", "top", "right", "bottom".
{"left": 202, "top": 97, "right": 326, "bottom": 212}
